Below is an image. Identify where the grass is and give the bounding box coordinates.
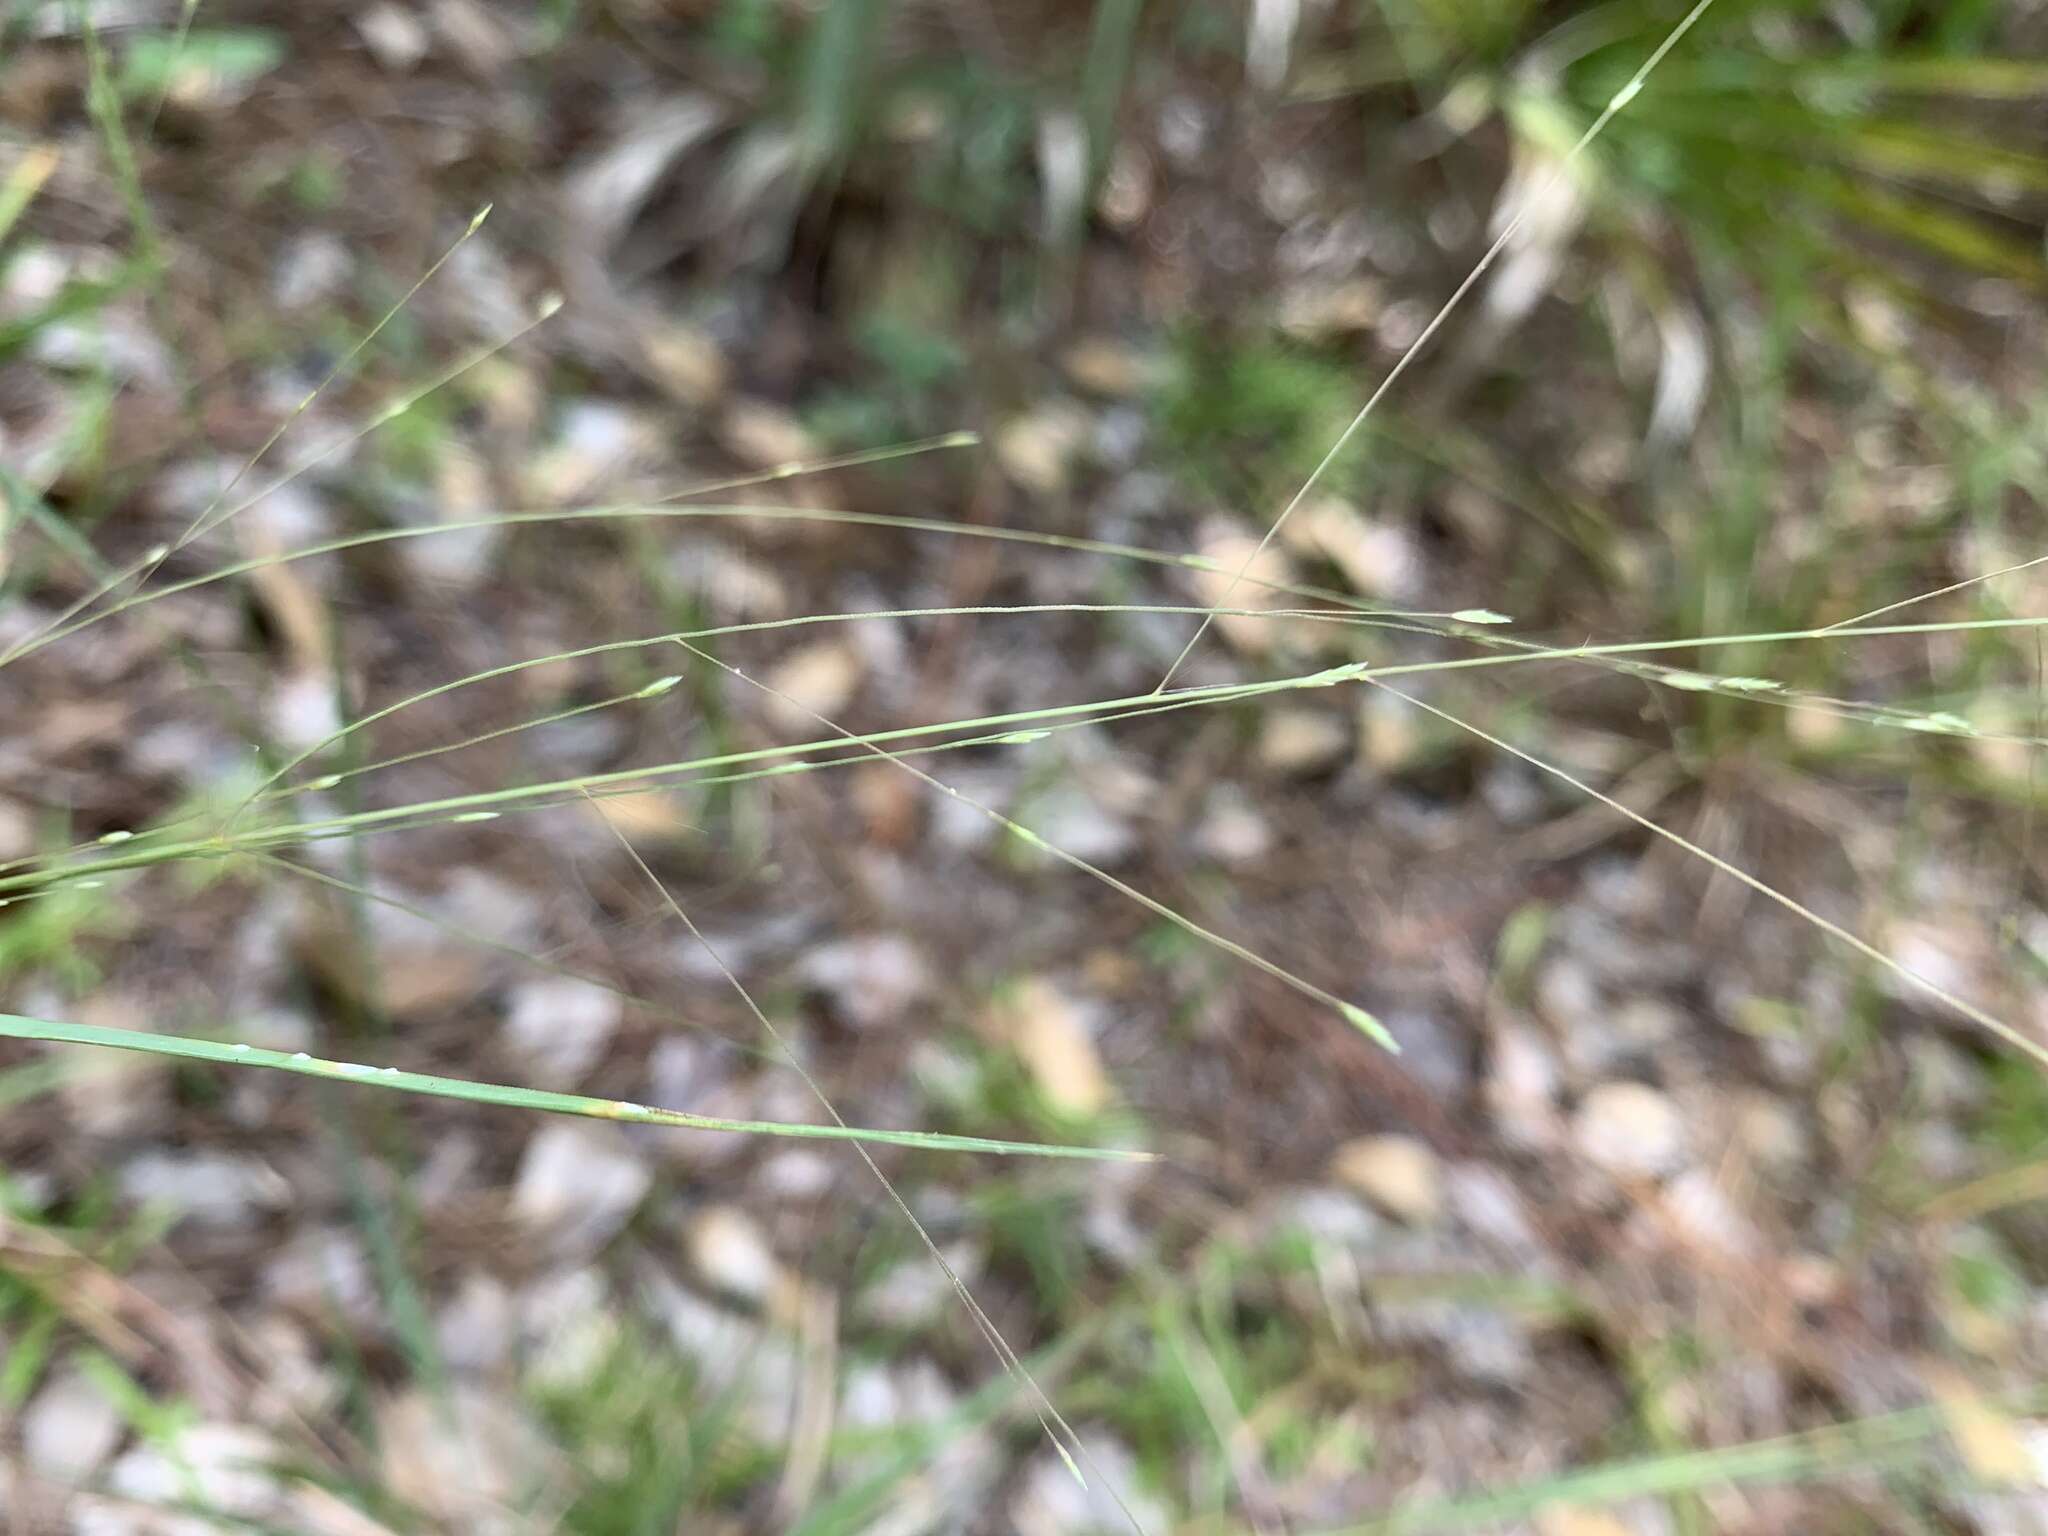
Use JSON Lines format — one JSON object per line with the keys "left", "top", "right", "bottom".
{"left": 6, "top": 0, "right": 2048, "bottom": 1530}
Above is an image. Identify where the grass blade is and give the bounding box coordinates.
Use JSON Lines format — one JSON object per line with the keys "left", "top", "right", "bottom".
{"left": 0, "top": 1013, "right": 1153, "bottom": 1161}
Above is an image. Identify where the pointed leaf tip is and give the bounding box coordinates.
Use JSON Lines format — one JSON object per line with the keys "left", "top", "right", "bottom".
{"left": 1053, "top": 1440, "right": 1088, "bottom": 1490}
{"left": 1341, "top": 1002, "right": 1398, "bottom": 1052}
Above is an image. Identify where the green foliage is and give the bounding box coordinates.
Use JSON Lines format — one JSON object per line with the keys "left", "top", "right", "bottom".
{"left": 806, "top": 313, "right": 969, "bottom": 448}
{"left": 1155, "top": 330, "right": 1369, "bottom": 509}
{"left": 533, "top": 1323, "right": 758, "bottom": 1535}
{"left": 1976, "top": 1054, "right": 2048, "bottom": 1162}
{"left": 117, "top": 28, "right": 285, "bottom": 105}
{"left": 975, "top": 1181, "right": 1088, "bottom": 1320}
{"left": 1366, "top": 2, "right": 2048, "bottom": 320}
{"left": 0, "top": 873, "right": 124, "bottom": 993}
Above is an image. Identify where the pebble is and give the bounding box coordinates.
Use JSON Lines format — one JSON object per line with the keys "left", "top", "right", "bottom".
{"left": 645, "top": 1035, "right": 732, "bottom": 1109}
{"left": 510, "top": 1124, "right": 651, "bottom": 1256}
{"left": 271, "top": 232, "right": 351, "bottom": 311}
{"left": 1657, "top": 1169, "right": 1760, "bottom": 1262}
{"left": 840, "top": 1358, "right": 959, "bottom": 1432}
{"left": 756, "top": 1148, "right": 837, "bottom": 1200}
{"left": 1191, "top": 784, "right": 1273, "bottom": 866}
{"left": 800, "top": 932, "right": 931, "bottom": 1031}
{"left": 1191, "top": 522, "right": 1297, "bottom": 658}
{"left": 1285, "top": 496, "right": 1422, "bottom": 600}
{"left": 377, "top": 1387, "right": 550, "bottom": 1528}
{"left": 861, "top": 1244, "right": 984, "bottom": 1331}
{"left": 438, "top": 1271, "right": 515, "bottom": 1377}
{"left": 108, "top": 1423, "right": 284, "bottom": 1521}
{"left": 119, "top": 1150, "right": 290, "bottom": 1228}
{"left": 1258, "top": 706, "right": 1353, "bottom": 776}
{"left": 763, "top": 638, "right": 863, "bottom": 731}
{"left": 644, "top": 1271, "right": 801, "bottom": 1443}
{"left": 1061, "top": 338, "right": 1153, "bottom": 397}
{"left": 501, "top": 975, "right": 623, "bottom": 1085}
{"left": 719, "top": 399, "right": 820, "bottom": 469}
{"left": 1331, "top": 1134, "right": 1443, "bottom": 1226}
{"left": 1380, "top": 1009, "right": 1472, "bottom": 1100}
{"left": 1907, "top": 1034, "right": 1986, "bottom": 1113}
{"left": 0, "top": 795, "right": 31, "bottom": 861}
{"left": 687, "top": 1204, "right": 783, "bottom": 1305}
{"left": 1011, "top": 1431, "right": 1169, "bottom": 1536}
{"left": 642, "top": 320, "right": 727, "bottom": 406}
{"left": 1359, "top": 687, "right": 1425, "bottom": 772}
{"left": 1572, "top": 1081, "right": 1688, "bottom": 1179}
{"left": 520, "top": 1267, "right": 618, "bottom": 1390}
{"left": 523, "top": 399, "right": 655, "bottom": 503}
{"left": 1443, "top": 1162, "right": 1549, "bottom": 1271}
{"left": 263, "top": 1227, "right": 377, "bottom": 1326}
{"left": 1274, "top": 1186, "right": 1386, "bottom": 1251}
{"left": 995, "top": 402, "right": 1090, "bottom": 496}
{"left": 1376, "top": 1296, "right": 1534, "bottom": 1387}
{"left": 1485, "top": 1022, "right": 1564, "bottom": 1151}
{"left": 1733, "top": 1092, "right": 1808, "bottom": 1174}
{"left": 1018, "top": 781, "right": 1139, "bottom": 867}
{"left": 354, "top": 1, "right": 430, "bottom": 71}
{"left": 23, "top": 1369, "right": 123, "bottom": 1488}
{"left": 1534, "top": 955, "right": 1600, "bottom": 1037}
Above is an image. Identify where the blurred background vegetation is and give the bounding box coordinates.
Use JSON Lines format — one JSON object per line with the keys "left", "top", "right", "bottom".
{"left": 3, "top": 0, "right": 2048, "bottom": 1532}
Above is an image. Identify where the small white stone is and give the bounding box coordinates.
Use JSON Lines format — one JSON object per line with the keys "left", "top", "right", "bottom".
{"left": 687, "top": 1205, "right": 783, "bottom": 1305}
{"left": 1257, "top": 707, "right": 1352, "bottom": 776}
{"left": 1733, "top": 1092, "right": 1808, "bottom": 1174}
{"left": 108, "top": 1423, "right": 284, "bottom": 1519}
{"left": 510, "top": 1125, "right": 650, "bottom": 1256}
{"left": 1191, "top": 785, "right": 1273, "bottom": 865}
{"left": 1486, "top": 1022, "right": 1563, "bottom": 1151}
{"left": 1659, "top": 1169, "right": 1759, "bottom": 1261}
{"left": 501, "top": 975, "right": 623, "bottom": 1085}
{"left": 719, "top": 399, "right": 820, "bottom": 469}
{"left": 1573, "top": 1081, "right": 1688, "bottom": 1179}
{"left": 355, "top": 1, "right": 430, "bottom": 70}
{"left": 520, "top": 1267, "right": 618, "bottom": 1390}
{"left": 119, "top": 1150, "right": 289, "bottom": 1227}
{"left": 1017, "top": 782, "right": 1136, "bottom": 868}
{"left": 994, "top": 403, "right": 1090, "bottom": 496}
{"left": 861, "top": 1245, "right": 983, "bottom": 1331}
{"left": 1331, "top": 1134, "right": 1443, "bottom": 1226}
{"left": 438, "top": 1271, "right": 515, "bottom": 1377}
{"left": 23, "top": 1369, "right": 122, "bottom": 1487}
{"left": 377, "top": 1387, "right": 551, "bottom": 1524}
{"left": 1011, "top": 1431, "right": 1168, "bottom": 1536}
{"left": 763, "top": 639, "right": 863, "bottom": 731}
{"left": 800, "top": 933, "right": 930, "bottom": 1031}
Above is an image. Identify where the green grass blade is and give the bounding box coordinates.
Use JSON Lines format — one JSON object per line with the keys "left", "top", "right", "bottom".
{"left": 0, "top": 1013, "right": 1153, "bottom": 1162}
{"left": 1333, "top": 1393, "right": 2048, "bottom": 1534}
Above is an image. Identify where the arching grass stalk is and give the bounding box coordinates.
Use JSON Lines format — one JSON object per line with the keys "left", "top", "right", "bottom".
{"left": 8, "top": 607, "right": 2044, "bottom": 894}
{"left": 589, "top": 792, "right": 1138, "bottom": 1516}
{"left": 1150, "top": 0, "right": 1724, "bottom": 692}
{"left": 1369, "top": 680, "right": 2048, "bottom": 1071}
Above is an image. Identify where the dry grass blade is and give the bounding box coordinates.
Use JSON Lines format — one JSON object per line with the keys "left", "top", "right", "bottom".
{"left": 1365, "top": 680, "right": 2048, "bottom": 1070}
{"left": 583, "top": 791, "right": 1153, "bottom": 1532}
{"left": 1150, "top": 0, "right": 1722, "bottom": 693}
{"left": 671, "top": 637, "right": 1394, "bottom": 1048}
